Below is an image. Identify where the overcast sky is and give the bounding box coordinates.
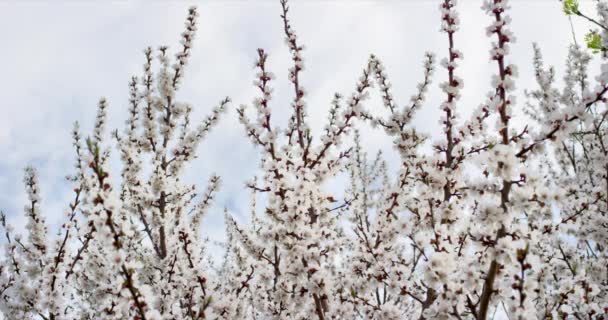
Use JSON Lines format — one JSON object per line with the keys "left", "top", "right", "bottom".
{"left": 0, "top": 0, "right": 600, "bottom": 272}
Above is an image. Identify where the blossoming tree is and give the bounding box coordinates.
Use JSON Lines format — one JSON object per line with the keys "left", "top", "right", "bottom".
{"left": 1, "top": 0, "right": 607, "bottom": 319}
{"left": 1, "top": 7, "right": 228, "bottom": 320}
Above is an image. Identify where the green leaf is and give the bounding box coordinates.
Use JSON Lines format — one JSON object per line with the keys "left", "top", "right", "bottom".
{"left": 563, "top": 0, "right": 579, "bottom": 16}
{"left": 584, "top": 31, "right": 604, "bottom": 54}
{"left": 85, "top": 137, "right": 100, "bottom": 158}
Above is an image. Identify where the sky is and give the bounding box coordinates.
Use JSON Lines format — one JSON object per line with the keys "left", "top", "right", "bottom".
{"left": 0, "top": 0, "right": 600, "bottom": 272}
